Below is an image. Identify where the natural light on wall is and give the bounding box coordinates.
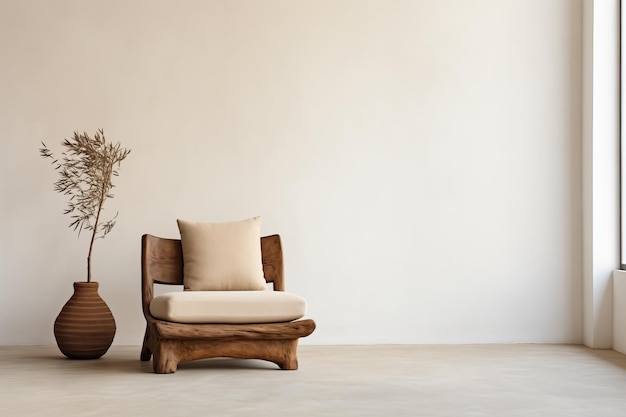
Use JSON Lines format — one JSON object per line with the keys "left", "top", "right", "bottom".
{"left": 622, "top": 1, "right": 626, "bottom": 269}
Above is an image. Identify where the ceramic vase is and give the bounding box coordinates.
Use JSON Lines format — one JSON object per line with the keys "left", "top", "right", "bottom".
{"left": 54, "top": 281, "right": 116, "bottom": 359}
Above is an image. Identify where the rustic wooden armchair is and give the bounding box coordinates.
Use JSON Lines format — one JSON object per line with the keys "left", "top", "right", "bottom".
{"left": 140, "top": 234, "right": 316, "bottom": 374}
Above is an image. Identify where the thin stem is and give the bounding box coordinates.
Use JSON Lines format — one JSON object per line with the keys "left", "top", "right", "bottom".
{"left": 87, "top": 160, "right": 112, "bottom": 283}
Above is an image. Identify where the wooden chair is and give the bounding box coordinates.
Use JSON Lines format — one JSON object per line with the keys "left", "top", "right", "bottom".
{"left": 140, "top": 234, "right": 316, "bottom": 374}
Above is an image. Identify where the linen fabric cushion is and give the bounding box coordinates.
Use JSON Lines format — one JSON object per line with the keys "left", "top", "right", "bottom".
{"left": 177, "top": 217, "right": 267, "bottom": 291}
{"left": 150, "top": 291, "right": 307, "bottom": 324}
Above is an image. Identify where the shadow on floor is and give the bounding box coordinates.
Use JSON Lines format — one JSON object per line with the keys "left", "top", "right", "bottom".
{"left": 584, "top": 347, "right": 626, "bottom": 371}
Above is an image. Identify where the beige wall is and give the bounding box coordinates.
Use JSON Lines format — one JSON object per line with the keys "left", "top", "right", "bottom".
{"left": 0, "top": 0, "right": 583, "bottom": 345}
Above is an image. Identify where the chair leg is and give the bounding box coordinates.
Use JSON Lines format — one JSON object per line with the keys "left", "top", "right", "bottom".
{"left": 276, "top": 339, "right": 299, "bottom": 370}
{"left": 140, "top": 324, "right": 152, "bottom": 361}
{"left": 278, "top": 355, "right": 298, "bottom": 370}
{"left": 140, "top": 345, "right": 152, "bottom": 361}
{"left": 152, "top": 340, "right": 179, "bottom": 374}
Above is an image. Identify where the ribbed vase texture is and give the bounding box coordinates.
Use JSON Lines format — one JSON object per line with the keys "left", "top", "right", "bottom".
{"left": 54, "top": 282, "right": 116, "bottom": 359}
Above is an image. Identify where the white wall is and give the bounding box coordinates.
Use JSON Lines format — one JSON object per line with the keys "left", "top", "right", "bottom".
{"left": 613, "top": 270, "right": 626, "bottom": 353}
{"left": 582, "top": 0, "right": 620, "bottom": 349}
{"left": 0, "top": 0, "right": 583, "bottom": 346}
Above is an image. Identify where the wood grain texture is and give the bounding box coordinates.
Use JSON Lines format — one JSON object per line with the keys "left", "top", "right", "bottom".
{"left": 140, "top": 234, "right": 315, "bottom": 374}
{"left": 153, "top": 320, "right": 316, "bottom": 340}
{"left": 261, "top": 235, "right": 284, "bottom": 291}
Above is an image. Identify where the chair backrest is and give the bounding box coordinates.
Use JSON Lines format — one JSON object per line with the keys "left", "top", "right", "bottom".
{"left": 141, "top": 234, "right": 285, "bottom": 318}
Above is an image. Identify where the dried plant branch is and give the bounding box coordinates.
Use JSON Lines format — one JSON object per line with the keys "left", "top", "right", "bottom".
{"left": 40, "top": 129, "right": 131, "bottom": 282}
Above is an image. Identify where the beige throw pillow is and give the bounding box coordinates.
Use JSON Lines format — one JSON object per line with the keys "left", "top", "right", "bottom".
{"left": 177, "top": 217, "right": 267, "bottom": 291}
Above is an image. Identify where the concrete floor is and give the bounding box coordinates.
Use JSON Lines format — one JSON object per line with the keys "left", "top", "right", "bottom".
{"left": 2, "top": 344, "right": 626, "bottom": 417}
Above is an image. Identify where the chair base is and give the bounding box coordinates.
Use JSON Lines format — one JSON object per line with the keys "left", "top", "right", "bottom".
{"left": 141, "top": 319, "right": 316, "bottom": 374}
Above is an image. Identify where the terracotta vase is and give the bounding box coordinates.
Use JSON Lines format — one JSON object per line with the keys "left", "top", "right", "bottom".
{"left": 54, "top": 282, "right": 116, "bottom": 359}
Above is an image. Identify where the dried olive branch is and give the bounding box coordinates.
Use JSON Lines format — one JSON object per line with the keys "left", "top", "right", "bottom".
{"left": 40, "top": 129, "right": 131, "bottom": 282}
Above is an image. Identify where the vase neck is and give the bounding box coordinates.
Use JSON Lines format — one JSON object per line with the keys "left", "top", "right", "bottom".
{"left": 73, "top": 281, "right": 99, "bottom": 292}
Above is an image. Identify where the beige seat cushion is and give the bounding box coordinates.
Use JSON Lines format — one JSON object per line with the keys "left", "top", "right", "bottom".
{"left": 150, "top": 291, "right": 307, "bottom": 324}
{"left": 177, "top": 217, "right": 267, "bottom": 291}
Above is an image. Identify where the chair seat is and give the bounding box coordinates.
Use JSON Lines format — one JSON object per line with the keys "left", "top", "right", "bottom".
{"left": 150, "top": 290, "right": 307, "bottom": 324}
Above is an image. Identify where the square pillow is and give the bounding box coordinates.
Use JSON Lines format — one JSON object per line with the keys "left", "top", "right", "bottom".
{"left": 177, "top": 217, "right": 267, "bottom": 291}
